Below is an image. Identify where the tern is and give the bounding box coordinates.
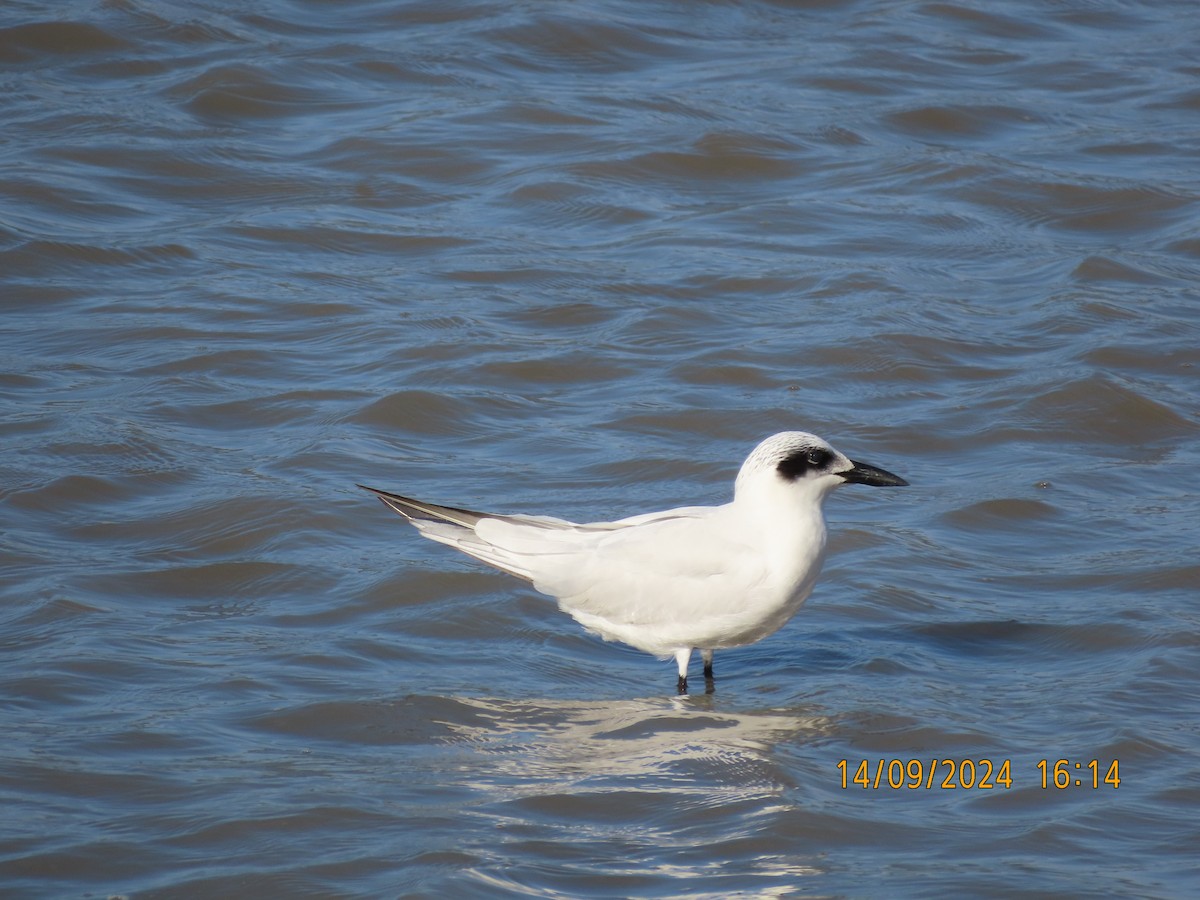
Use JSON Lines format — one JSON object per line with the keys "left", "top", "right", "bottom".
{"left": 360, "top": 431, "right": 908, "bottom": 694}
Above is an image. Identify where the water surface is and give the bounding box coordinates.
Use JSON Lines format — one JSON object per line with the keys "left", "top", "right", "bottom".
{"left": 2, "top": 0, "right": 1198, "bottom": 896}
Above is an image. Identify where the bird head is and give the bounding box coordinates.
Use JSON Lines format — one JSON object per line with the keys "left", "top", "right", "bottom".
{"left": 734, "top": 431, "right": 908, "bottom": 504}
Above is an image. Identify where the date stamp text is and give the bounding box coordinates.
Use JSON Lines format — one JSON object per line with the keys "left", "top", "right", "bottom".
{"left": 837, "top": 758, "right": 1121, "bottom": 790}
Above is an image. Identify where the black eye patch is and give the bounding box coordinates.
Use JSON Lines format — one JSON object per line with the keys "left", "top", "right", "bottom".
{"left": 776, "top": 447, "right": 834, "bottom": 481}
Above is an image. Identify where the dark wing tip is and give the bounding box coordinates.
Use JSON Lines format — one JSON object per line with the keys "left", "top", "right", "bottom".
{"left": 357, "top": 485, "right": 488, "bottom": 528}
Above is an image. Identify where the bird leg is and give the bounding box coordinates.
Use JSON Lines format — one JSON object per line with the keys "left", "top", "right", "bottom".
{"left": 701, "top": 649, "right": 715, "bottom": 693}
{"left": 674, "top": 648, "right": 692, "bottom": 695}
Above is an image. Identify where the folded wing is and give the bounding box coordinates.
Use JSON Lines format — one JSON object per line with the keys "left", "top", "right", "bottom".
{"left": 360, "top": 486, "right": 768, "bottom": 651}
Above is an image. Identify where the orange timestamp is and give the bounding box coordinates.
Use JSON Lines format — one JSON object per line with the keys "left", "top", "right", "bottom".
{"left": 837, "top": 758, "right": 1121, "bottom": 790}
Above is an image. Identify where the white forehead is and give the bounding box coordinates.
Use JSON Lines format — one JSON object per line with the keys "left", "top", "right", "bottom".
{"left": 741, "top": 431, "right": 830, "bottom": 471}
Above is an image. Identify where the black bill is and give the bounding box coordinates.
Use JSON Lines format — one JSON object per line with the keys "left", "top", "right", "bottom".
{"left": 842, "top": 459, "right": 909, "bottom": 487}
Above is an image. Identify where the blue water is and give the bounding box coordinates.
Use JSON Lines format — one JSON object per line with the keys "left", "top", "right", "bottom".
{"left": 2, "top": 0, "right": 1198, "bottom": 896}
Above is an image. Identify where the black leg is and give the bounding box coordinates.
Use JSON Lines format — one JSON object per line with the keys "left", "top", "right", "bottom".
{"left": 703, "top": 660, "right": 713, "bottom": 679}
{"left": 677, "top": 674, "right": 688, "bottom": 695}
